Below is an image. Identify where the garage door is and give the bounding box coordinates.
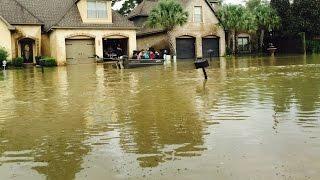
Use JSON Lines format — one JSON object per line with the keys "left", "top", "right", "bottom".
{"left": 176, "top": 37, "right": 195, "bottom": 59}
{"left": 202, "top": 37, "right": 219, "bottom": 58}
{"left": 66, "top": 39, "right": 95, "bottom": 65}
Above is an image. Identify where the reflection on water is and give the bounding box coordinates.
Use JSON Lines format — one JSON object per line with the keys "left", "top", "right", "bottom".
{"left": 0, "top": 55, "right": 320, "bottom": 179}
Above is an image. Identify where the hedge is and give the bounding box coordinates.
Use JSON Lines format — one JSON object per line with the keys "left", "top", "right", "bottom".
{"left": 40, "top": 56, "right": 57, "bottom": 67}
{"left": 0, "top": 47, "right": 9, "bottom": 63}
{"left": 12, "top": 57, "right": 24, "bottom": 67}
{"left": 306, "top": 40, "right": 320, "bottom": 54}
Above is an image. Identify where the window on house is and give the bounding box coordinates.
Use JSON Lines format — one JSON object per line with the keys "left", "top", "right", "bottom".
{"left": 237, "top": 37, "right": 250, "bottom": 52}
{"left": 87, "top": 0, "right": 107, "bottom": 18}
{"left": 194, "top": 6, "right": 203, "bottom": 23}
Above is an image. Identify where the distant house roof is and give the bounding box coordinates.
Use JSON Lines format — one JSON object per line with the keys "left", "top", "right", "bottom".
{"left": 127, "top": 0, "right": 159, "bottom": 19}
{"left": 129, "top": 0, "right": 220, "bottom": 36}
{"left": 0, "top": 0, "right": 135, "bottom": 31}
{"left": 128, "top": 0, "right": 216, "bottom": 19}
{"left": 137, "top": 27, "right": 166, "bottom": 37}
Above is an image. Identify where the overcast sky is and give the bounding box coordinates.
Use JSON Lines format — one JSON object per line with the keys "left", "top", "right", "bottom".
{"left": 113, "top": 0, "right": 244, "bottom": 10}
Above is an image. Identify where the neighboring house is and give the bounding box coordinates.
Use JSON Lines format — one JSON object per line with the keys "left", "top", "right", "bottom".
{"left": 0, "top": 0, "right": 137, "bottom": 65}
{"left": 128, "top": 0, "right": 226, "bottom": 59}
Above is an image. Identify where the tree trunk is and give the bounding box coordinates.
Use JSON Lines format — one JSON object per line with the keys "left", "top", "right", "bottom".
{"left": 232, "top": 30, "right": 236, "bottom": 54}
{"left": 167, "top": 30, "right": 175, "bottom": 55}
{"left": 227, "top": 31, "right": 232, "bottom": 49}
{"left": 260, "top": 29, "right": 265, "bottom": 51}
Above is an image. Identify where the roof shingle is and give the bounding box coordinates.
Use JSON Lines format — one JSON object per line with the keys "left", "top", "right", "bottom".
{"left": 54, "top": 5, "right": 135, "bottom": 29}
{"left": 0, "top": 0, "right": 43, "bottom": 25}
{"left": 0, "top": 0, "right": 135, "bottom": 31}
{"left": 129, "top": 0, "right": 219, "bottom": 35}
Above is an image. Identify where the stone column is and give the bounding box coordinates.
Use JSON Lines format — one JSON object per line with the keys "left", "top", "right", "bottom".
{"left": 128, "top": 34, "right": 137, "bottom": 58}
{"left": 95, "top": 34, "right": 103, "bottom": 58}
{"left": 196, "top": 36, "right": 202, "bottom": 58}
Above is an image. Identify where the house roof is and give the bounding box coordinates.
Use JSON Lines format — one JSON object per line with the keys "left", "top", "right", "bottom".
{"left": 0, "top": 16, "right": 16, "bottom": 30}
{"left": 128, "top": 0, "right": 159, "bottom": 19}
{"left": 137, "top": 27, "right": 166, "bottom": 37}
{"left": 53, "top": 4, "right": 135, "bottom": 30}
{"left": 128, "top": 0, "right": 216, "bottom": 19}
{"left": 0, "top": 0, "right": 43, "bottom": 25}
{"left": 0, "top": 0, "right": 135, "bottom": 31}
{"left": 129, "top": 0, "right": 220, "bottom": 36}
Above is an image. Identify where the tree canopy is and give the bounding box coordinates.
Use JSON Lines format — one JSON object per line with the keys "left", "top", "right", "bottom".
{"left": 270, "top": 0, "right": 291, "bottom": 33}
{"left": 271, "top": 0, "right": 320, "bottom": 37}
{"left": 146, "top": 0, "right": 189, "bottom": 54}
{"left": 112, "top": 0, "right": 143, "bottom": 15}
{"left": 291, "top": 0, "right": 320, "bottom": 37}
{"left": 253, "top": 2, "right": 280, "bottom": 31}
{"left": 252, "top": 2, "right": 280, "bottom": 49}
{"left": 246, "top": 0, "right": 262, "bottom": 10}
{"left": 217, "top": 5, "right": 257, "bottom": 33}
{"left": 147, "top": 0, "right": 189, "bottom": 31}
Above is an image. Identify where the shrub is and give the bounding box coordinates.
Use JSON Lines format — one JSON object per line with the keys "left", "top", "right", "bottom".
{"left": 41, "top": 56, "right": 57, "bottom": 67}
{"left": 306, "top": 40, "right": 320, "bottom": 54}
{"left": 226, "top": 47, "right": 233, "bottom": 56}
{"left": 12, "top": 57, "right": 24, "bottom": 67}
{"left": 0, "top": 47, "right": 9, "bottom": 62}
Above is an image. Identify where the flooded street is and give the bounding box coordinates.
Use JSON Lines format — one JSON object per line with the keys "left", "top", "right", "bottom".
{"left": 0, "top": 55, "right": 320, "bottom": 179}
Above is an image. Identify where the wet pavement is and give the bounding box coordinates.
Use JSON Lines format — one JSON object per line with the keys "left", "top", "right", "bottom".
{"left": 0, "top": 55, "right": 320, "bottom": 179}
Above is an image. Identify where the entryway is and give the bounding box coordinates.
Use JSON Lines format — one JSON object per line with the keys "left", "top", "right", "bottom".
{"left": 202, "top": 36, "right": 219, "bottom": 58}
{"left": 176, "top": 36, "right": 196, "bottom": 59}
{"left": 65, "top": 38, "right": 95, "bottom": 65}
{"left": 103, "top": 36, "right": 128, "bottom": 58}
{"left": 19, "top": 38, "right": 35, "bottom": 63}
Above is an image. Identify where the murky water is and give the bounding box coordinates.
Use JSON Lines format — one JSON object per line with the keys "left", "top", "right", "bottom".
{"left": 0, "top": 55, "right": 320, "bottom": 180}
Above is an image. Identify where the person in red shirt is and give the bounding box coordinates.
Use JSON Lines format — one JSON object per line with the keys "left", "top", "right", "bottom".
{"left": 150, "top": 51, "right": 155, "bottom": 60}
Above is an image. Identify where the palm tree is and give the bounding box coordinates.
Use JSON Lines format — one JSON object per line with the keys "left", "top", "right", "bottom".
{"left": 147, "top": 0, "right": 189, "bottom": 55}
{"left": 218, "top": 5, "right": 257, "bottom": 54}
{"left": 252, "top": 3, "right": 280, "bottom": 50}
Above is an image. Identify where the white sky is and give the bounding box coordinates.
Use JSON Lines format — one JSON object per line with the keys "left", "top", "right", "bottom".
{"left": 113, "top": 0, "right": 244, "bottom": 10}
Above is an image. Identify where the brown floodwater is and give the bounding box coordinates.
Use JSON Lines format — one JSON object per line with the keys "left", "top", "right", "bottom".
{"left": 0, "top": 55, "right": 320, "bottom": 179}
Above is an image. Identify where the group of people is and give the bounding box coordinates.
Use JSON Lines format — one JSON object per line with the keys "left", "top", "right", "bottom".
{"left": 104, "top": 45, "right": 168, "bottom": 60}
{"left": 132, "top": 48, "right": 163, "bottom": 60}
{"left": 104, "top": 44, "right": 123, "bottom": 58}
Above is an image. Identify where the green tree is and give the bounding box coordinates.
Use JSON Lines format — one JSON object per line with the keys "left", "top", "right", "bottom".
{"left": 270, "top": 0, "right": 291, "bottom": 34}
{"left": 218, "top": 5, "right": 257, "bottom": 54}
{"left": 112, "top": 0, "right": 143, "bottom": 15}
{"left": 147, "top": 0, "right": 189, "bottom": 55}
{"left": 291, "top": 0, "right": 320, "bottom": 38}
{"left": 0, "top": 47, "right": 9, "bottom": 61}
{"left": 252, "top": 2, "right": 280, "bottom": 50}
{"left": 246, "top": 0, "right": 261, "bottom": 10}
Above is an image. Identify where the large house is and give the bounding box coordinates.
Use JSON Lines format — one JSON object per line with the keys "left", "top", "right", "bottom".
{"left": 0, "top": 0, "right": 137, "bottom": 65}
{"left": 128, "top": 0, "right": 226, "bottom": 59}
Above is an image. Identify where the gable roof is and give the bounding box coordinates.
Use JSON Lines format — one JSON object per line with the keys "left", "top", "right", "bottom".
{"left": 128, "top": 0, "right": 217, "bottom": 20}
{"left": 0, "top": 0, "right": 135, "bottom": 31}
{"left": 53, "top": 4, "right": 135, "bottom": 29}
{"left": 13, "top": 0, "right": 77, "bottom": 30}
{"left": 129, "top": 0, "right": 221, "bottom": 36}
{"left": 0, "top": 0, "right": 43, "bottom": 25}
{"left": 128, "top": 0, "right": 159, "bottom": 19}
{"left": 0, "top": 16, "right": 16, "bottom": 30}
